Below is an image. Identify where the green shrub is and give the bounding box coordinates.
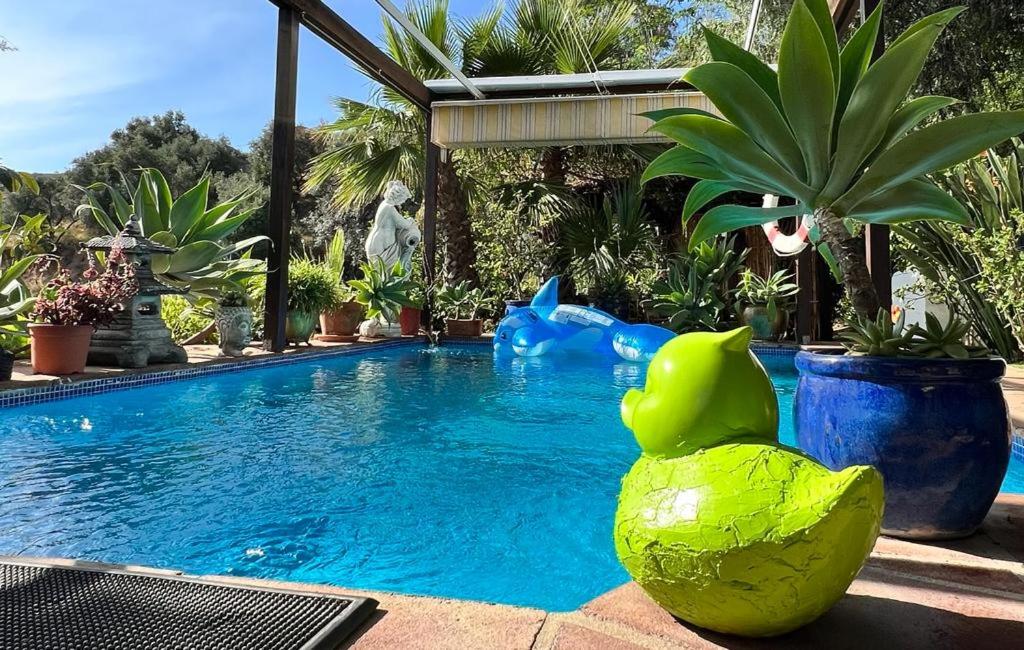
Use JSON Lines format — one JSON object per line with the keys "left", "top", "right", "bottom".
{"left": 288, "top": 257, "right": 343, "bottom": 315}
{"left": 161, "top": 295, "right": 215, "bottom": 343}
{"left": 954, "top": 212, "right": 1024, "bottom": 350}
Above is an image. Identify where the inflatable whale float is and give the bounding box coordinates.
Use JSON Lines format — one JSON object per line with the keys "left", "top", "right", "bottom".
{"left": 494, "top": 277, "right": 674, "bottom": 361}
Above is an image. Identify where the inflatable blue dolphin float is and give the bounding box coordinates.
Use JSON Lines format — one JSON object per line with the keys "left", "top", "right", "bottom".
{"left": 494, "top": 277, "right": 675, "bottom": 361}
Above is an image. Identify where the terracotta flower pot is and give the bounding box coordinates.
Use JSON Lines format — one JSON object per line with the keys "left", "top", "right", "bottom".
{"left": 29, "top": 323, "right": 94, "bottom": 375}
{"left": 446, "top": 318, "right": 483, "bottom": 337}
{"left": 320, "top": 301, "right": 364, "bottom": 338}
{"left": 399, "top": 306, "right": 421, "bottom": 336}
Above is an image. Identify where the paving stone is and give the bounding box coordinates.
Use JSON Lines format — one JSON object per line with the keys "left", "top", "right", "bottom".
{"left": 549, "top": 623, "right": 647, "bottom": 650}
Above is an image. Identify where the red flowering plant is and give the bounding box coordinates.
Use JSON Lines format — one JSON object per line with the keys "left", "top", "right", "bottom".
{"left": 31, "top": 248, "right": 138, "bottom": 328}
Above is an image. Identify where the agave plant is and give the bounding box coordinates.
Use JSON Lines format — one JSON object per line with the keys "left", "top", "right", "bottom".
{"left": 434, "top": 280, "right": 492, "bottom": 320}
{"left": 642, "top": 0, "right": 1024, "bottom": 318}
{"left": 647, "top": 237, "right": 747, "bottom": 333}
{"left": 77, "top": 168, "right": 268, "bottom": 299}
{"left": 735, "top": 268, "right": 800, "bottom": 322}
{"left": 347, "top": 259, "right": 418, "bottom": 324}
{"left": 841, "top": 307, "right": 988, "bottom": 359}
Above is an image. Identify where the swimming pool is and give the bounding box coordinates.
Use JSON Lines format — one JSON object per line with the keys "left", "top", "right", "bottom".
{"left": 0, "top": 344, "right": 1019, "bottom": 611}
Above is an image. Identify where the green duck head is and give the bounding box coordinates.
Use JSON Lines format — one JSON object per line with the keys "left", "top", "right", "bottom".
{"left": 620, "top": 327, "right": 778, "bottom": 458}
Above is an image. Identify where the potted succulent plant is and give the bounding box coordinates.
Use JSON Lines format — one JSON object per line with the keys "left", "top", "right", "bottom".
{"left": 642, "top": 0, "right": 1024, "bottom": 540}
{"left": 29, "top": 250, "right": 138, "bottom": 375}
{"left": 214, "top": 289, "right": 252, "bottom": 357}
{"left": 435, "top": 281, "right": 491, "bottom": 337}
{"left": 735, "top": 269, "right": 799, "bottom": 340}
{"left": 317, "top": 231, "right": 364, "bottom": 342}
{"left": 286, "top": 256, "right": 342, "bottom": 344}
{"left": 797, "top": 310, "right": 1007, "bottom": 539}
{"left": 347, "top": 259, "right": 417, "bottom": 338}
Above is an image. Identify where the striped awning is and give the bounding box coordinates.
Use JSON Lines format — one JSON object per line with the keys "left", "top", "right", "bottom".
{"left": 429, "top": 91, "right": 719, "bottom": 149}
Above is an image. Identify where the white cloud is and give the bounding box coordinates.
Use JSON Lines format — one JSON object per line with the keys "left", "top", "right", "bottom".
{"left": 0, "top": 0, "right": 255, "bottom": 170}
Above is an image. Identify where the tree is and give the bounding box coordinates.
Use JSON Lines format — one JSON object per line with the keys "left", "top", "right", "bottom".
{"left": 885, "top": 1, "right": 1024, "bottom": 113}
{"left": 644, "top": 1, "right": 1024, "bottom": 318}
{"left": 308, "top": 0, "right": 640, "bottom": 287}
{"left": 668, "top": 0, "right": 791, "bottom": 66}
{"left": 307, "top": 0, "right": 479, "bottom": 285}
{"left": 65, "top": 111, "right": 247, "bottom": 198}
{"left": 217, "top": 123, "right": 327, "bottom": 252}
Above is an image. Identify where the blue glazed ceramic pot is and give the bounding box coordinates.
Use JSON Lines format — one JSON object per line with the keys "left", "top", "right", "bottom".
{"left": 794, "top": 351, "right": 1010, "bottom": 540}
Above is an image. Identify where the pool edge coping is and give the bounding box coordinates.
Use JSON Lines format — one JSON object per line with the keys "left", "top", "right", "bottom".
{"left": 0, "top": 337, "right": 426, "bottom": 409}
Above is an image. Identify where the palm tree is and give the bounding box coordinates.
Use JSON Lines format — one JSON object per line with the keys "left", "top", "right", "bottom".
{"left": 307, "top": 0, "right": 478, "bottom": 285}
{"left": 307, "top": 0, "right": 637, "bottom": 286}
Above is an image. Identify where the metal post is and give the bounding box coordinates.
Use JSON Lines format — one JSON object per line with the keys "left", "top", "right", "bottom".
{"left": 422, "top": 112, "right": 439, "bottom": 325}
{"left": 264, "top": 6, "right": 299, "bottom": 352}
{"left": 795, "top": 245, "right": 814, "bottom": 344}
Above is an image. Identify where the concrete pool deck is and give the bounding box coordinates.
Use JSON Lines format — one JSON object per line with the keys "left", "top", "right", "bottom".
{"left": 19, "top": 494, "right": 1024, "bottom": 649}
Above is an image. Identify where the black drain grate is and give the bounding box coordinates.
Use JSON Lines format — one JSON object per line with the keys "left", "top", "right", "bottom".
{"left": 0, "top": 560, "right": 376, "bottom": 650}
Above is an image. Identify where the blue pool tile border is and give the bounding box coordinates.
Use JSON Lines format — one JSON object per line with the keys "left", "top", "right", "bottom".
{"left": 0, "top": 338, "right": 424, "bottom": 409}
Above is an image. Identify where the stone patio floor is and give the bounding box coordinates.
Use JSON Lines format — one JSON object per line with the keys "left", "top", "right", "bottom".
{"left": 30, "top": 495, "right": 1024, "bottom": 649}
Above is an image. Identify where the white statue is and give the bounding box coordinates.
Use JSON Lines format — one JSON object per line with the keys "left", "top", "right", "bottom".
{"left": 365, "top": 180, "right": 420, "bottom": 274}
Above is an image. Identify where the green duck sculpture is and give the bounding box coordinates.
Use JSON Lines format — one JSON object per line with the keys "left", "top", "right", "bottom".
{"left": 614, "top": 327, "right": 883, "bottom": 637}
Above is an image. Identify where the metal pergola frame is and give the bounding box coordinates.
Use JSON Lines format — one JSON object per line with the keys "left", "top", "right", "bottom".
{"left": 263, "top": 0, "right": 879, "bottom": 350}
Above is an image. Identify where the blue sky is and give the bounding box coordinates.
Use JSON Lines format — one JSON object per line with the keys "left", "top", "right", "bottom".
{"left": 0, "top": 0, "right": 480, "bottom": 172}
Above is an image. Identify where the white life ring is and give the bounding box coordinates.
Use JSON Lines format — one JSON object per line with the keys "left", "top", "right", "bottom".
{"left": 761, "top": 194, "right": 814, "bottom": 257}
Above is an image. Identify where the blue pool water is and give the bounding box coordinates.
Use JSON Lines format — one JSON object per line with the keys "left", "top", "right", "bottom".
{"left": 0, "top": 344, "right": 1019, "bottom": 611}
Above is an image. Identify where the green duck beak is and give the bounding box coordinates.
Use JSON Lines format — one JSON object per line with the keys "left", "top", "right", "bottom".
{"left": 621, "top": 388, "right": 643, "bottom": 431}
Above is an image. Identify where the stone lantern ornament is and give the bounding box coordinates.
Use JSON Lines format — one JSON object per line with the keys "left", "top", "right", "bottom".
{"left": 83, "top": 214, "right": 188, "bottom": 368}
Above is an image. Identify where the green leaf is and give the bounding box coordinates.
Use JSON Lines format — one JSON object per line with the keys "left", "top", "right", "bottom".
{"left": 801, "top": 0, "right": 840, "bottom": 86}
{"left": 824, "top": 24, "right": 951, "bottom": 200}
{"left": 640, "top": 145, "right": 728, "bottom": 183}
{"left": 684, "top": 62, "right": 806, "bottom": 180}
{"left": 870, "top": 96, "right": 960, "bottom": 159}
{"left": 688, "top": 203, "right": 806, "bottom": 250}
{"left": 703, "top": 28, "right": 783, "bottom": 112}
{"left": 76, "top": 195, "right": 119, "bottom": 235}
{"left": 147, "top": 168, "right": 174, "bottom": 226}
{"left": 838, "top": 111, "right": 1024, "bottom": 212}
{"left": 0, "top": 255, "right": 40, "bottom": 291}
{"left": 836, "top": 2, "right": 882, "bottom": 120}
{"left": 219, "top": 235, "right": 271, "bottom": 258}
{"left": 106, "top": 184, "right": 133, "bottom": 226}
{"left": 149, "top": 231, "right": 178, "bottom": 248}
{"left": 778, "top": 0, "right": 835, "bottom": 187}
{"left": 890, "top": 5, "right": 966, "bottom": 49}
{"left": 17, "top": 172, "right": 39, "bottom": 194}
{"left": 650, "top": 115, "right": 814, "bottom": 203}
{"left": 162, "top": 240, "right": 224, "bottom": 274}
{"left": 638, "top": 107, "right": 720, "bottom": 123}
{"left": 196, "top": 210, "right": 254, "bottom": 242}
{"left": 134, "top": 174, "right": 162, "bottom": 235}
{"left": 169, "top": 177, "right": 210, "bottom": 241}
{"left": 682, "top": 180, "right": 745, "bottom": 222}
{"left": 847, "top": 179, "right": 969, "bottom": 225}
